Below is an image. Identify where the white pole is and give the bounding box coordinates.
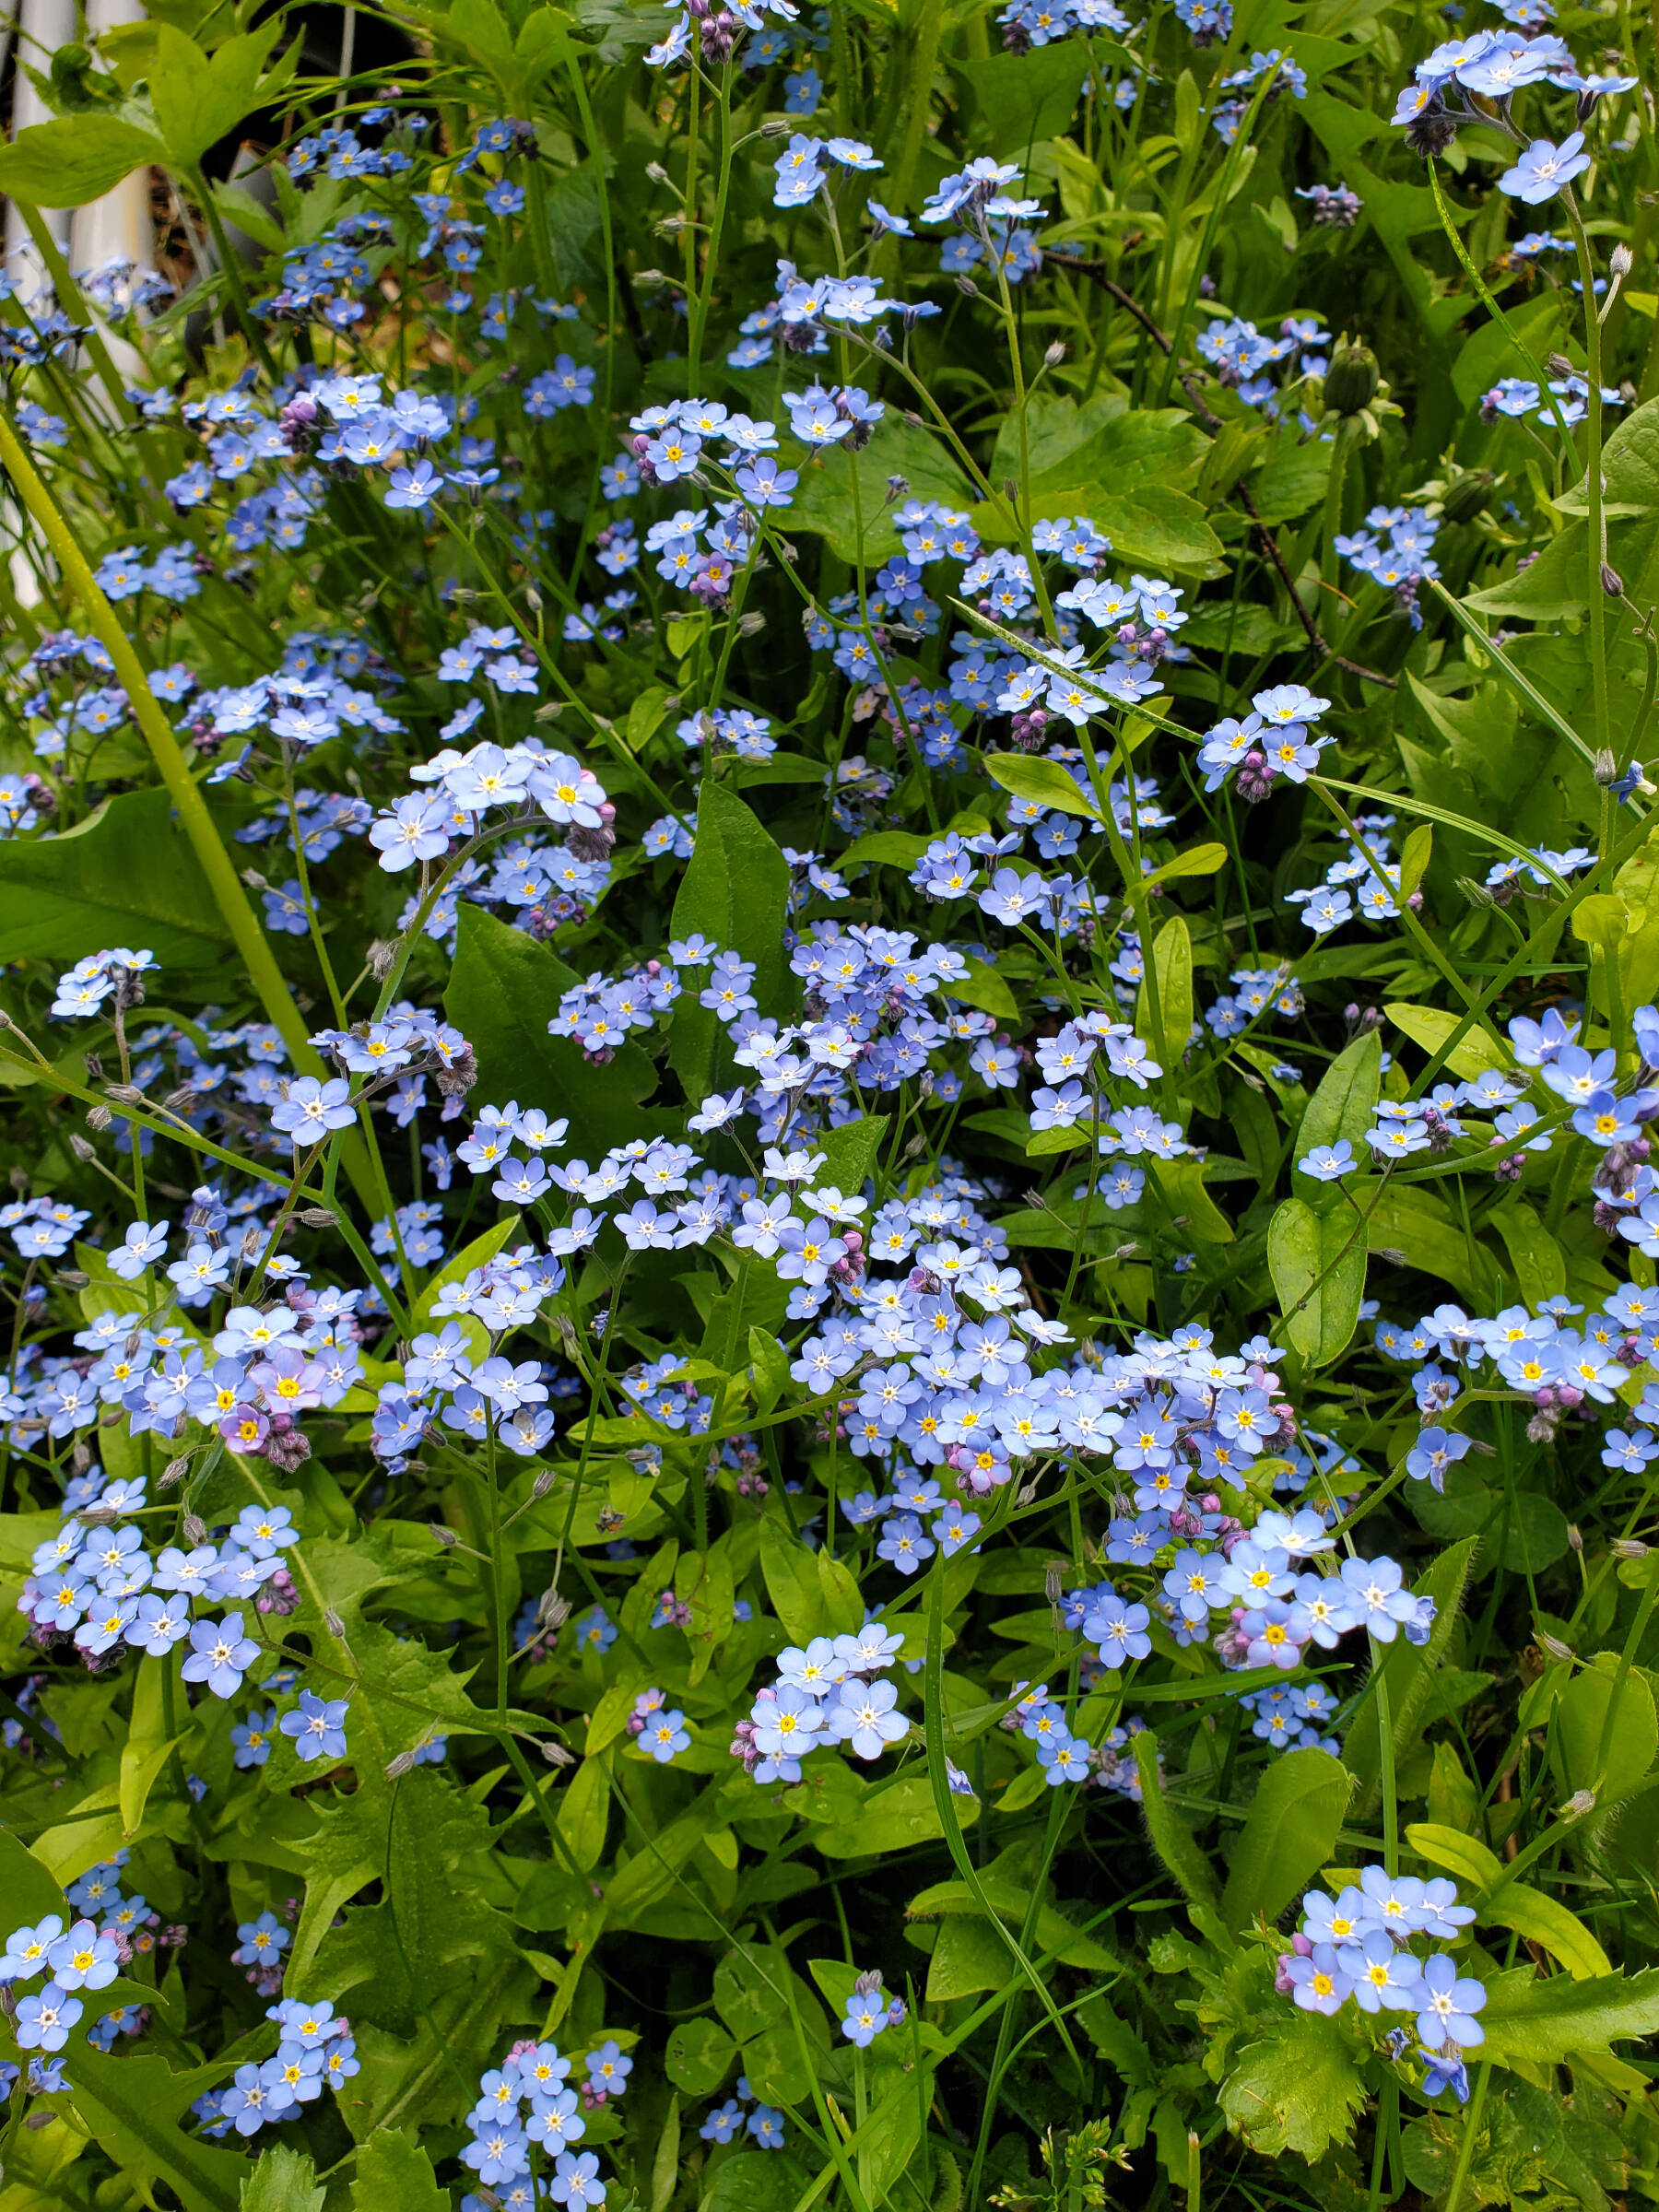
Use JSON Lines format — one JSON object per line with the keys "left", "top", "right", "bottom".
{"left": 2, "top": 0, "right": 73, "bottom": 291}
{"left": 71, "top": 0, "right": 150, "bottom": 306}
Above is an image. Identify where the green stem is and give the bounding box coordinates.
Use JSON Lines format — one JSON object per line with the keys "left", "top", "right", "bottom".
{"left": 0, "top": 409, "right": 325, "bottom": 1088}
{"left": 1564, "top": 188, "right": 1612, "bottom": 773}
{"left": 189, "top": 165, "right": 279, "bottom": 380}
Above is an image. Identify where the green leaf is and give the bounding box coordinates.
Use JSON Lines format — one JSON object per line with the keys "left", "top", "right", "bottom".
{"left": 1290, "top": 1030, "right": 1381, "bottom": 1216}
{"left": 1345, "top": 1537, "right": 1480, "bottom": 1817}
{"left": 1135, "top": 915, "right": 1192, "bottom": 1077}
{"left": 705, "top": 2150, "right": 814, "bottom": 2212}
{"left": 0, "top": 1831, "right": 66, "bottom": 1927}
{"left": 925, "top": 1913, "right": 1011, "bottom": 2001}
{"left": 149, "top": 19, "right": 291, "bottom": 169}
{"left": 817, "top": 1548, "right": 865, "bottom": 1635}
{"left": 976, "top": 400, "right": 1219, "bottom": 574}
{"left": 1384, "top": 999, "right": 1508, "bottom": 1082}
{"left": 1141, "top": 841, "right": 1228, "bottom": 891}
{"left": 1148, "top": 1156, "right": 1234, "bottom": 1246}
{"left": 783, "top": 419, "right": 972, "bottom": 564}
{"left": 1480, "top": 1965, "right": 1659, "bottom": 2070}
{"left": 815, "top": 1113, "right": 888, "bottom": 1196}
{"left": 942, "top": 955, "right": 1020, "bottom": 1020}
{"left": 665, "top": 2017, "right": 736, "bottom": 2094}
{"left": 1551, "top": 1654, "right": 1658, "bottom": 1806}
{"left": 1219, "top": 2014, "right": 1367, "bottom": 2159}
{"left": 0, "top": 788, "right": 229, "bottom": 968}
{"left": 241, "top": 2145, "right": 326, "bottom": 2211}
{"left": 1132, "top": 1732, "right": 1222, "bottom": 1922}
{"left": 0, "top": 113, "right": 164, "bottom": 205}
{"left": 1221, "top": 1748, "right": 1352, "bottom": 1931}
{"left": 347, "top": 2127, "right": 447, "bottom": 2211}
{"left": 652, "top": 2094, "right": 681, "bottom": 2212}
{"left": 747, "top": 1326, "right": 791, "bottom": 1416}
{"left": 811, "top": 1770, "right": 979, "bottom": 1859}
{"left": 1250, "top": 436, "right": 1333, "bottom": 526}
{"left": 906, "top": 1876, "right": 1120, "bottom": 1970}
{"left": 666, "top": 782, "right": 792, "bottom": 1101}
{"left": 213, "top": 182, "right": 287, "bottom": 253}
{"left": 67, "top": 2045, "right": 249, "bottom": 2212}
{"left": 1489, "top": 1891, "right": 1614, "bottom": 1982}
{"left": 1366, "top": 1187, "right": 1501, "bottom": 1309}
{"left": 1397, "top": 823, "right": 1433, "bottom": 905}
{"left": 1490, "top": 1202, "right": 1566, "bottom": 1306}
{"left": 982, "top": 752, "right": 1100, "bottom": 820}
{"left": 444, "top": 904, "right": 662, "bottom": 1159}
{"left": 557, "top": 1752, "right": 610, "bottom": 1871}
{"left": 949, "top": 43, "right": 1089, "bottom": 154}
{"left": 410, "top": 1216, "right": 520, "bottom": 1331}
{"left": 1267, "top": 1197, "right": 1364, "bottom": 1367}
{"left": 758, "top": 1514, "right": 830, "bottom": 1644}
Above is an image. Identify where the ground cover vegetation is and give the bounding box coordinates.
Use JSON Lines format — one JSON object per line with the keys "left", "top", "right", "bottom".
{"left": 0, "top": 0, "right": 1655, "bottom": 2203}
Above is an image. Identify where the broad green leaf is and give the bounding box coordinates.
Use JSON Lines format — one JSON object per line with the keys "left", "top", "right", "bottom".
{"left": 925, "top": 1913, "right": 1010, "bottom": 2001}
{"left": 783, "top": 418, "right": 972, "bottom": 564}
{"left": 665, "top": 2017, "right": 736, "bottom": 2094}
{"left": 1562, "top": 388, "right": 1659, "bottom": 513}
{"left": 287, "top": 1786, "right": 389, "bottom": 1990}
{"left": 949, "top": 43, "right": 1089, "bottom": 155}
{"left": 1384, "top": 999, "right": 1508, "bottom": 1081}
{"left": 812, "top": 1770, "right": 979, "bottom": 1858}
{"left": 1149, "top": 1156, "right": 1234, "bottom": 1245}
{"left": 604, "top": 1794, "right": 732, "bottom": 1924}
{"left": 817, "top": 1548, "right": 865, "bottom": 1635}
{"left": 712, "top": 1947, "right": 790, "bottom": 2040}
{"left": 758, "top": 1513, "right": 830, "bottom": 1644}
{"left": 241, "top": 2145, "right": 326, "bottom": 2211}
{"left": 557, "top": 1752, "right": 610, "bottom": 1871}
{"left": 705, "top": 2149, "right": 814, "bottom": 2212}
{"left": 1267, "top": 1195, "right": 1364, "bottom": 1367}
{"left": 1366, "top": 1187, "right": 1501, "bottom": 1309}
{"left": 857, "top": 2077, "right": 924, "bottom": 2197}
{"left": 1218, "top": 2014, "right": 1367, "bottom": 2159}
{"left": 1141, "top": 841, "right": 1228, "bottom": 891}
{"left": 213, "top": 182, "right": 287, "bottom": 253}
{"left": 68, "top": 2045, "right": 249, "bottom": 2212}
{"left": 747, "top": 1326, "right": 790, "bottom": 1416}
{"left": 1406, "top": 1821, "right": 1503, "bottom": 1892}
{"left": 1397, "top": 823, "right": 1433, "bottom": 904}
{"left": 118, "top": 1734, "right": 181, "bottom": 1841}
{"left": 347, "top": 2128, "right": 447, "bottom": 2211}
{"left": 0, "top": 788, "right": 229, "bottom": 968}
{"left": 1551, "top": 1653, "right": 1658, "bottom": 1806}
{"left": 906, "top": 1876, "right": 1120, "bottom": 1969}
{"left": 1489, "top": 1890, "right": 1614, "bottom": 1982}
{"left": 1221, "top": 1748, "right": 1352, "bottom": 1931}
{"left": 444, "top": 904, "right": 662, "bottom": 1158}
{"left": 815, "top": 1113, "right": 889, "bottom": 1196}
{"left": 1479, "top": 1964, "right": 1659, "bottom": 2070}
{"left": 1290, "top": 1030, "right": 1381, "bottom": 1216}
{"left": 666, "top": 781, "right": 792, "bottom": 1101}
{"left": 410, "top": 1216, "right": 519, "bottom": 1331}
{"left": 943, "top": 954, "right": 1020, "bottom": 1020}
{"left": 983, "top": 752, "right": 1100, "bottom": 820}
{"left": 1490, "top": 1202, "right": 1566, "bottom": 1306}
{"left": 149, "top": 19, "right": 293, "bottom": 170}
{"left": 1250, "top": 436, "right": 1333, "bottom": 525}
{"left": 0, "top": 113, "right": 163, "bottom": 205}
{"left": 0, "top": 1832, "right": 65, "bottom": 1930}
